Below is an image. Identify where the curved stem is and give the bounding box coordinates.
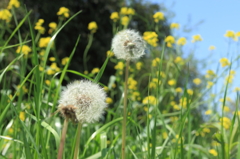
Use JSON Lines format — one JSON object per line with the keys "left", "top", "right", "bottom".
{"left": 58, "top": 118, "right": 69, "bottom": 159}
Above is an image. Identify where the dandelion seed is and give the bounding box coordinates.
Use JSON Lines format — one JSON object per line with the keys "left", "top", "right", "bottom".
{"left": 58, "top": 80, "right": 107, "bottom": 123}
{"left": 111, "top": 29, "right": 146, "bottom": 61}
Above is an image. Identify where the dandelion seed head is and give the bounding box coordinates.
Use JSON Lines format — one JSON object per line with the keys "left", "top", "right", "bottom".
{"left": 58, "top": 80, "right": 107, "bottom": 123}
{"left": 111, "top": 29, "right": 146, "bottom": 61}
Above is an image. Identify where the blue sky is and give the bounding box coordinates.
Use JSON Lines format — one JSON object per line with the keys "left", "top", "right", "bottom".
{"left": 150, "top": 0, "right": 240, "bottom": 99}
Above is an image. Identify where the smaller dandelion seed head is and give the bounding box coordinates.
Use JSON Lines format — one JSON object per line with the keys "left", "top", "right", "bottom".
{"left": 58, "top": 80, "right": 107, "bottom": 123}
{"left": 111, "top": 29, "right": 146, "bottom": 61}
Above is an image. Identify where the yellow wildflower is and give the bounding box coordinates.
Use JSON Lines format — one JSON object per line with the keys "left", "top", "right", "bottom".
{"left": 209, "top": 149, "right": 218, "bottom": 156}
{"left": 177, "top": 37, "right": 187, "bottom": 46}
{"left": 205, "top": 70, "right": 216, "bottom": 79}
{"left": 179, "top": 97, "right": 191, "bottom": 108}
{"left": 234, "top": 87, "right": 240, "bottom": 92}
{"left": 224, "top": 30, "right": 237, "bottom": 41}
{"left": 193, "top": 78, "right": 201, "bottom": 85}
{"left": 174, "top": 56, "right": 184, "bottom": 65}
{"left": 203, "top": 128, "right": 210, "bottom": 133}
{"left": 19, "top": 111, "right": 25, "bottom": 121}
{"left": 61, "top": 57, "right": 69, "bottom": 65}
{"left": 136, "top": 62, "right": 143, "bottom": 70}
{"left": 152, "top": 57, "right": 161, "bottom": 67}
{"left": 48, "top": 22, "right": 57, "bottom": 34}
{"left": 110, "top": 12, "right": 119, "bottom": 22}
{"left": 170, "top": 23, "right": 180, "bottom": 29}
{"left": 127, "top": 8, "right": 135, "bottom": 15}
{"left": 45, "top": 80, "right": 51, "bottom": 86}
{"left": 49, "top": 57, "right": 55, "bottom": 61}
{"left": 206, "top": 81, "right": 214, "bottom": 89}
{"left": 0, "top": 9, "right": 12, "bottom": 23}
{"left": 39, "top": 37, "right": 51, "bottom": 48}
{"left": 153, "top": 12, "right": 164, "bottom": 23}
{"left": 205, "top": 110, "right": 212, "bottom": 115}
{"left": 121, "top": 16, "right": 129, "bottom": 26}
{"left": 223, "top": 106, "right": 230, "bottom": 112}
{"left": 187, "top": 89, "right": 193, "bottom": 95}
{"left": 88, "top": 21, "right": 98, "bottom": 33}
{"left": 143, "top": 31, "right": 158, "bottom": 47}
{"left": 120, "top": 7, "right": 128, "bottom": 15}
{"left": 168, "top": 79, "right": 176, "bottom": 86}
{"left": 175, "top": 87, "right": 182, "bottom": 93}
{"left": 165, "top": 35, "right": 175, "bottom": 47}
{"left": 16, "top": 45, "right": 31, "bottom": 55}
{"left": 91, "top": 68, "right": 100, "bottom": 74}
{"left": 57, "top": 7, "right": 70, "bottom": 18}
{"left": 219, "top": 117, "right": 231, "bottom": 129}
{"left": 106, "top": 97, "right": 113, "bottom": 104}
{"left": 219, "top": 57, "right": 230, "bottom": 67}
{"left": 209, "top": 45, "right": 216, "bottom": 50}
{"left": 191, "top": 34, "right": 202, "bottom": 43}
{"left": 106, "top": 50, "right": 114, "bottom": 57}
{"left": 128, "top": 77, "right": 137, "bottom": 90}
{"left": 142, "top": 96, "right": 157, "bottom": 105}
{"left": 114, "top": 61, "right": 124, "bottom": 70}
{"left": 162, "top": 132, "right": 168, "bottom": 139}
{"left": 7, "top": 0, "right": 20, "bottom": 9}
{"left": 34, "top": 19, "right": 45, "bottom": 34}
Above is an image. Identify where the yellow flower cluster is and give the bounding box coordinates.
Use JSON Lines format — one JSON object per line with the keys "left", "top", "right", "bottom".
{"left": 135, "top": 62, "right": 143, "bottom": 70}
{"left": 153, "top": 12, "right": 164, "bottom": 23}
{"left": 34, "top": 19, "right": 45, "bottom": 34}
{"left": 47, "top": 63, "right": 61, "bottom": 75}
{"left": 57, "top": 7, "right": 70, "bottom": 18}
{"left": 219, "top": 117, "right": 231, "bottom": 129}
{"left": 142, "top": 95, "right": 157, "bottom": 105}
{"left": 179, "top": 97, "right": 191, "bottom": 108}
{"left": 149, "top": 78, "right": 161, "bottom": 88}
{"left": 7, "top": 0, "right": 20, "bottom": 9}
{"left": 120, "top": 7, "right": 135, "bottom": 15}
{"left": 128, "top": 77, "right": 138, "bottom": 90}
{"left": 61, "top": 57, "right": 69, "bottom": 65}
{"left": 0, "top": 9, "right": 12, "bottom": 23}
{"left": 152, "top": 57, "right": 160, "bottom": 67}
{"left": 205, "top": 70, "right": 216, "bottom": 79}
{"left": 48, "top": 22, "right": 57, "bottom": 34}
{"left": 91, "top": 68, "right": 100, "bottom": 74}
{"left": 209, "top": 149, "right": 218, "bottom": 156}
{"left": 219, "top": 57, "right": 230, "bottom": 67}
{"left": 114, "top": 61, "right": 124, "bottom": 70}
{"left": 177, "top": 37, "right": 187, "bottom": 46}
{"left": 170, "top": 23, "right": 180, "bottom": 29}
{"left": 168, "top": 79, "right": 176, "bottom": 86}
{"left": 165, "top": 35, "right": 175, "bottom": 47}
{"left": 88, "top": 21, "right": 98, "bottom": 33}
{"left": 110, "top": 12, "right": 119, "bottom": 22}
{"left": 208, "top": 45, "right": 216, "bottom": 50}
{"left": 191, "top": 34, "right": 202, "bottom": 43}
{"left": 174, "top": 56, "right": 184, "bottom": 65}
{"left": 16, "top": 45, "right": 31, "bottom": 55}
{"left": 193, "top": 78, "right": 201, "bottom": 85}
{"left": 39, "top": 37, "right": 51, "bottom": 48}
{"left": 143, "top": 31, "right": 158, "bottom": 47}
{"left": 105, "top": 97, "right": 113, "bottom": 104}
{"left": 106, "top": 50, "right": 114, "bottom": 57}
{"left": 121, "top": 16, "right": 129, "bottom": 26}
{"left": 224, "top": 30, "right": 237, "bottom": 41}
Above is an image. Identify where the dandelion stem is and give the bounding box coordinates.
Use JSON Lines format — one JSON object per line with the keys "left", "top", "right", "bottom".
{"left": 74, "top": 123, "right": 82, "bottom": 159}
{"left": 121, "top": 60, "right": 130, "bottom": 159}
{"left": 58, "top": 118, "right": 69, "bottom": 159}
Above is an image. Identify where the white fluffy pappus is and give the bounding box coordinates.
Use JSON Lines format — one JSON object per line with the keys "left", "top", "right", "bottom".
{"left": 111, "top": 29, "right": 146, "bottom": 61}
{"left": 58, "top": 80, "right": 107, "bottom": 123}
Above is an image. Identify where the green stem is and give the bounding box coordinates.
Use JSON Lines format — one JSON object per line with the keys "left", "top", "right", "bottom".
{"left": 83, "top": 33, "right": 94, "bottom": 71}
{"left": 58, "top": 119, "right": 69, "bottom": 159}
{"left": 74, "top": 123, "right": 82, "bottom": 159}
{"left": 121, "top": 60, "right": 130, "bottom": 159}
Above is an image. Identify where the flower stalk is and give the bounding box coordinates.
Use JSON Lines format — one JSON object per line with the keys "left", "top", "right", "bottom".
{"left": 58, "top": 118, "right": 69, "bottom": 159}
{"left": 73, "top": 123, "right": 82, "bottom": 159}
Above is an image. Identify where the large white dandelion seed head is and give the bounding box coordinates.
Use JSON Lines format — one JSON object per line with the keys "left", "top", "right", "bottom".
{"left": 111, "top": 29, "right": 146, "bottom": 61}
{"left": 58, "top": 80, "right": 107, "bottom": 123}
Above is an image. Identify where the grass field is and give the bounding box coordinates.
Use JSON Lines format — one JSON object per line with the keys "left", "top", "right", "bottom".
{"left": 0, "top": 1, "right": 240, "bottom": 159}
